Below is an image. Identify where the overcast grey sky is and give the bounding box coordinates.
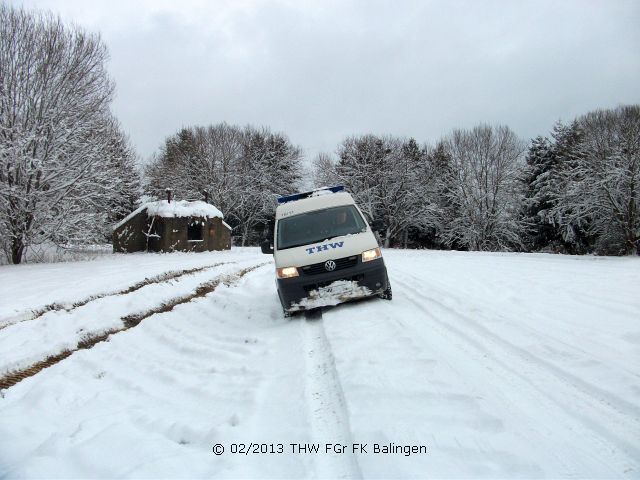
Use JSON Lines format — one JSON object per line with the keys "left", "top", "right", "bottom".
{"left": 8, "top": 0, "right": 640, "bottom": 162}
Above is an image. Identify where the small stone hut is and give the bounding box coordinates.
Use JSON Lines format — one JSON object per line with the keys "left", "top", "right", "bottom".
{"left": 113, "top": 199, "right": 231, "bottom": 253}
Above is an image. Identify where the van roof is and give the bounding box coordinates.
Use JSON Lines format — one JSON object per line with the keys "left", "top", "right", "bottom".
{"left": 275, "top": 191, "right": 356, "bottom": 220}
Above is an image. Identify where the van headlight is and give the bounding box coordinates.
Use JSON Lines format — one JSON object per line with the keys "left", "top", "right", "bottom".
{"left": 362, "top": 247, "right": 382, "bottom": 262}
{"left": 276, "top": 266, "right": 299, "bottom": 279}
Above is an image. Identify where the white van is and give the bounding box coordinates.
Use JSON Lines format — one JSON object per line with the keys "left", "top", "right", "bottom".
{"left": 261, "top": 186, "right": 392, "bottom": 316}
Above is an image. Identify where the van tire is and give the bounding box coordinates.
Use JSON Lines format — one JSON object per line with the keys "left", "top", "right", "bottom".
{"left": 278, "top": 290, "right": 290, "bottom": 317}
{"left": 379, "top": 278, "right": 392, "bottom": 300}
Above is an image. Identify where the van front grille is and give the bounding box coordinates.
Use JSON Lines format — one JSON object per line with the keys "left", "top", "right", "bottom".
{"left": 303, "top": 274, "right": 364, "bottom": 293}
{"left": 300, "top": 255, "right": 358, "bottom": 275}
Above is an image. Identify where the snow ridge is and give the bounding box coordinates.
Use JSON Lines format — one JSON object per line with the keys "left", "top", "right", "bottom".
{"left": 303, "top": 311, "right": 362, "bottom": 479}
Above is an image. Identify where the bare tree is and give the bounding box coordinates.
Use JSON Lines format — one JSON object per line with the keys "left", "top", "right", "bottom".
{"left": 311, "top": 152, "right": 339, "bottom": 188}
{"left": 324, "top": 135, "right": 438, "bottom": 247}
{"left": 0, "top": 4, "right": 116, "bottom": 263}
{"left": 145, "top": 123, "right": 302, "bottom": 246}
{"left": 234, "top": 126, "right": 302, "bottom": 245}
{"left": 335, "top": 135, "right": 389, "bottom": 223}
{"left": 439, "top": 125, "right": 526, "bottom": 251}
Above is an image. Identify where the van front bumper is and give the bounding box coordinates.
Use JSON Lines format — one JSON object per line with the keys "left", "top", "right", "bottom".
{"left": 276, "top": 257, "right": 388, "bottom": 312}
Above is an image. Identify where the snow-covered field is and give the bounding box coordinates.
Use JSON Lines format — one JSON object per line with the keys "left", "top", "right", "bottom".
{"left": 0, "top": 248, "right": 639, "bottom": 478}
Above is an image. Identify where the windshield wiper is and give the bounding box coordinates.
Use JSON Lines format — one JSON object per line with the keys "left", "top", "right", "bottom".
{"left": 279, "top": 229, "right": 365, "bottom": 250}
{"left": 279, "top": 241, "right": 312, "bottom": 250}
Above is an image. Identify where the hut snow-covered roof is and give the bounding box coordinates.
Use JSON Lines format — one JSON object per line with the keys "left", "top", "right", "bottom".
{"left": 112, "top": 199, "right": 232, "bottom": 253}
{"left": 114, "top": 200, "right": 225, "bottom": 231}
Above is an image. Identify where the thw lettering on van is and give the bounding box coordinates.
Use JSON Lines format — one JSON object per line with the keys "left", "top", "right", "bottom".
{"left": 305, "top": 241, "right": 344, "bottom": 254}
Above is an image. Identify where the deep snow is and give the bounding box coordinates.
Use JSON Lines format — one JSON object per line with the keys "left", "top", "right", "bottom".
{"left": 0, "top": 248, "right": 639, "bottom": 478}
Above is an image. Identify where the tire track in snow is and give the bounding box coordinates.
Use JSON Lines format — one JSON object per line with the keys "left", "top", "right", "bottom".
{"left": 393, "top": 276, "right": 640, "bottom": 473}
{"left": 303, "top": 309, "right": 362, "bottom": 479}
{"left": 0, "top": 262, "right": 234, "bottom": 331}
{"left": 400, "top": 269, "right": 640, "bottom": 382}
{"left": 396, "top": 274, "right": 640, "bottom": 421}
{"left": 0, "top": 262, "right": 269, "bottom": 391}
{"left": 334, "top": 298, "right": 583, "bottom": 478}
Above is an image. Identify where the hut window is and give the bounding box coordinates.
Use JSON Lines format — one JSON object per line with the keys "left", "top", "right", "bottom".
{"left": 188, "top": 221, "right": 204, "bottom": 241}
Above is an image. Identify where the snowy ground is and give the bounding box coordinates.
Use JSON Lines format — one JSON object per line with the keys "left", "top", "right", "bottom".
{"left": 0, "top": 248, "right": 639, "bottom": 478}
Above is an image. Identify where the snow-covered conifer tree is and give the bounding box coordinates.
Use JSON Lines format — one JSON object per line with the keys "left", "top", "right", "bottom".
{"left": 521, "top": 135, "right": 562, "bottom": 250}
{"left": 101, "top": 119, "right": 142, "bottom": 237}
{"left": 546, "top": 121, "right": 593, "bottom": 253}
{"left": 553, "top": 106, "right": 640, "bottom": 255}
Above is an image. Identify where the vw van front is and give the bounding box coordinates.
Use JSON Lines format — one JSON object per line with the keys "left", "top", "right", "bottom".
{"left": 262, "top": 186, "right": 392, "bottom": 316}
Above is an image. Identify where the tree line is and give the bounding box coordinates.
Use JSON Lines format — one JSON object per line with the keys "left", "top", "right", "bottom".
{"left": 149, "top": 105, "right": 638, "bottom": 256}
{"left": 314, "top": 105, "right": 640, "bottom": 255}
{"left": 314, "top": 106, "right": 639, "bottom": 256}
{"left": 2, "top": 4, "right": 637, "bottom": 263}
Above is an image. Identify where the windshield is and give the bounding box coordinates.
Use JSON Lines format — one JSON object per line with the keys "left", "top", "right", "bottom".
{"left": 277, "top": 205, "right": 367, "bottom": 250}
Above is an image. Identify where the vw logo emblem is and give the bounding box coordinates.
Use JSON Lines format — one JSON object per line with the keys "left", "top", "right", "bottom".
{"left": 324, "top": 260, "right": 336, "bottom": 271}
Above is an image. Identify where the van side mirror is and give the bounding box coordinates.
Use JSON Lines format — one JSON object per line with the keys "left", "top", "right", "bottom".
{"left": 370, "top": 219, "right": 384, "bottom": 232}
{"left": 260, "top": 239, "right": 274, "bottom": 255}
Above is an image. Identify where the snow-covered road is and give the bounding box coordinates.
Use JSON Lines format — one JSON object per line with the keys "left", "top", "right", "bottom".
{"left": 1, "top": 248, "right": 639, "bottom": 478}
